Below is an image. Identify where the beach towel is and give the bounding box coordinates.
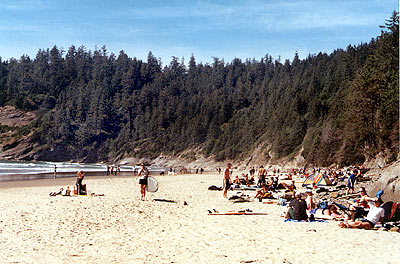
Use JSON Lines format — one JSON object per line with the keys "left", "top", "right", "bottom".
{"left": 284, "top": 219, "right": 328, "bottom": 223}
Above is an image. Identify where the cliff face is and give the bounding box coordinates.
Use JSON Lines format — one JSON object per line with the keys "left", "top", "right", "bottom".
{"left": 0, "top": 106, "right": 37, "bottom": 160}
{"left": 0, "top": 106, "right": 36, "bottom": 127}
{"left": 368, "top": 160, "right": 400, "bottom": 202}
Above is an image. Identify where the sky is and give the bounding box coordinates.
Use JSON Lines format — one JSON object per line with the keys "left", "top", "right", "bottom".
{"left": 0, "top": 0, "right": 398, "bottom": 65}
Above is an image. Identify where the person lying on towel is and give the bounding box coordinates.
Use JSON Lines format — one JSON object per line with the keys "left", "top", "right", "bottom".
{"left": 254, "top": 184, "right": 272, "bottom": 200}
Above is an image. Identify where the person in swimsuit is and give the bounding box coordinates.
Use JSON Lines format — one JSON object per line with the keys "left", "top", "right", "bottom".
{"left": 138, "top": 163, "right": 149, "bottom": 200}
{"left": 76, "top": 170, "right": 86, "bottom": 195}
{"left": 257, "top": 165, "right": 266, "bottom": 186}
{"left": 223, "top": 163, "right": 232, "bottom": 198}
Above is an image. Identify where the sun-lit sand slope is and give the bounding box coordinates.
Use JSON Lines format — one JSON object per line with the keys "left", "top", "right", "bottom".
{"left": 0, "top": 173, "right": 399, "bottom": 263}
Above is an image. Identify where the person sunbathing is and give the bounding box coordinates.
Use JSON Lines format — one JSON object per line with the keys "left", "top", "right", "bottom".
{"left": 233, "top": 176, "right": 241, "bottom": 185}
{"left": 339, "top": 197, "right": 384, "bottom": 229}
{"left": 254, "top": 184, "right": 272, "bottom": 200}
{"left": 244, "top": 174, "right": 250, "bottom": 186}
{"left": 327, "top": 205, "right": 348, "bottom": 219}
{"left": 348, "top": 187, "right": 370, "bottom": 221}
{"left": 314, "top": 204, "right": 348, "bottom": 220}
{"left": 63, "top": 186, "right": 71, "bottom": 196}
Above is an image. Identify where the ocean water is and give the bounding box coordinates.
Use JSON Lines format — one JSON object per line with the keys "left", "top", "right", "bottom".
{"left": 0, "top": 160, "right": 133, "bottom": 175}
{"left": 0, "top": 160, "right": 165, "bottom": 182}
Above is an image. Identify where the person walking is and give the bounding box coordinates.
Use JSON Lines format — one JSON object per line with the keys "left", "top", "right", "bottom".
{"left": 223, "top": 163, "right": 232, "bottom": 198}
{"left": 138, "top": 163, "right": 149, "bottom": 200}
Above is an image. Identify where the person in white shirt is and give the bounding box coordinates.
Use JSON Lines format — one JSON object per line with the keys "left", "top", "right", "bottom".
{"left": 339, "top": 197, "right": 385, "bottom": 229}
{"left": 138, "top": 163, "right": 149, "bottom": 201}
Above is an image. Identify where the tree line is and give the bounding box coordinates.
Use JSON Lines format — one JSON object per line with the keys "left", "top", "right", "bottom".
{"left": 0, "top": 12, "right": 398, "bottom": 166}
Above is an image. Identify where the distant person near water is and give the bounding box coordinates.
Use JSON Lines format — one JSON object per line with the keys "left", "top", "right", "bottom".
{"left": 54, "top": 165, "right": 57, "bottom": 179}
{"left": 138, "top": 163, "right": 149, "bottom": 201}
{"left": 223, "top": 163, "right": 232, "bottom": 198}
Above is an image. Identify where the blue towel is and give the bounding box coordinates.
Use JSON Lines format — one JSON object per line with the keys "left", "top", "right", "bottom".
{"left": 376, "top": 189, "right": 383, "bottom": 198}
{"left": 284, "top": 219, "right": 328, "bottom": 223}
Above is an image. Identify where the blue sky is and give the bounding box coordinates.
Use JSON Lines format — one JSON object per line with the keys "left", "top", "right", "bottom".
{"left": 0, "top": 0, "right": 397, "bottom": 64}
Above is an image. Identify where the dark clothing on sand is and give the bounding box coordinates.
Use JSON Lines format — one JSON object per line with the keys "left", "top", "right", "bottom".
{"left": 289, "top": 199, "right": 308, "bottom": 221}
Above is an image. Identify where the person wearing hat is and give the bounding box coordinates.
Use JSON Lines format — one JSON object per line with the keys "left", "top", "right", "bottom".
{"left": 339, "top": 197, "right": 385, "bottom": 229}
{"left": 285, "top": 191, "right": 308, "bottom": 221}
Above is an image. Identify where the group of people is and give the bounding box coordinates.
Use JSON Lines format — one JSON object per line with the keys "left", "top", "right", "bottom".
{"left": 221, "top": 163, "right": 388, "bottom": 230}
{"left": 73, "top": 163, "right": 150, "bottom": 200}
{"left": 106, "top": 165, "right": 121, "bottom": 176}
{"left": 223, "top": 164, "right": 287, "bottom": 199}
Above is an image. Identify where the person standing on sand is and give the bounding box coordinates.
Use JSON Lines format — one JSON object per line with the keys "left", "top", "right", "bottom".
{"left": 346, "top": 168, "right": 356, "bottom": 195}
{"left": 76, "top": 170, "right": 86, "bottom": 195}
{"left": 54, "top": 165, "right": 57, "bottom": 179}
{"left": 257, "top": 165, "right": 266, "bottom": 186}
{"left": 223, "top": 163, "right": 232, "bottom": 198}
{"left": 138, "top": 163, "right": 149, "bottom": 201}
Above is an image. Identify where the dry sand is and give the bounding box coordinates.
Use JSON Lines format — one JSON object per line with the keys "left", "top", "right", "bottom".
{"left": 0, "top": 172, "right": 399, "bottom": 264}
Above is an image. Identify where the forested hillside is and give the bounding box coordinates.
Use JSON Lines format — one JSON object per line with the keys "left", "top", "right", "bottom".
{"left": 0, "top": 13, "right": 398, "bottom": 166}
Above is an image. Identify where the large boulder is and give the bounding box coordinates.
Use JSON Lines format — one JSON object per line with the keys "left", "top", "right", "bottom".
{"left": 369, "top": 160, "right": 400, "bottom": 202}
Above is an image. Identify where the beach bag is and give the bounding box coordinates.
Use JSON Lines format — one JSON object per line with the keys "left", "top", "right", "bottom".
{"left": 278, "top": 197, "right": 287, "bottom": 206}
{"left": 319, "top": 201, "right": 328, "bottom": 209}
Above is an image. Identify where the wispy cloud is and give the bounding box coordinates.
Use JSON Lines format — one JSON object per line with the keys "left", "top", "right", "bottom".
{"left": 0, "top": 0, "right": 47, "bottom": 11}
{"left": 102, "top": 0, "right": 388, "bottom": 33}
{"left": 0, "top": 22, "right": 46, "bottom": 33}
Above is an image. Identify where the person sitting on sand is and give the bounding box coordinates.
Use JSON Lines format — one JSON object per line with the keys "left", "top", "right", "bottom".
{"left": 339, "top": 197, "right": 385, "bottom": 229}
{"left": 271, "top": 177, "right": 279, "bottom": 191}
{"left": 76, "top": 171, "right": 86, "bottom": 195}
{"left": 285, "top": 192, "right": 308, "bottom": 221}
{"left": 244, "top": 174, "right": 250, "bottom": 187}
{"left": 348, "top": 187, "right": 370, "bottom": 221}
{"left": 288, "top": 180, "right": 296, "bottom": 192}
{"left": 255, "top": 184, "right": 272, "bottom": 201}
{"left": 349, "top": 187, "right": 370, "bottom": 208}
{"left": 63, "top": 186, "right": 71, "bottom": 196}
{"left": 305, "top": 190, "right": 316, "bottom": 211}
{"left": 233, "top": 176, "right": 241, "bottom": 186}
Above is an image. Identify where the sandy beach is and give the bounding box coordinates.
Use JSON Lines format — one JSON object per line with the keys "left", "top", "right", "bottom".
{"left": 0, "top": 172, "right": 399, "bottom": 264}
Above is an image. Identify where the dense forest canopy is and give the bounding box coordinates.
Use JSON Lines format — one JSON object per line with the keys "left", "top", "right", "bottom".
{"left": 0, "top": 12, "right": 398, "bottom": 166}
